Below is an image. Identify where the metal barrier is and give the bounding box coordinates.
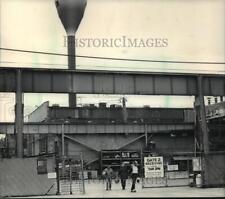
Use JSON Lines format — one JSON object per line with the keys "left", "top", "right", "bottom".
{"left": 141, "top": 151, "right": 225, "bottom": 188}
{"left": 141, "top": 152, "right": 191, "bottom": 188}
{"left": 57, "top": 153, "right": 85, "bottom": 195}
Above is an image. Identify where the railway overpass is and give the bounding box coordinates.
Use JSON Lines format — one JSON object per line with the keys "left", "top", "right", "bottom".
{"left": 0, "top": 67, "right": 224, "bottom": 95}
{"left": 1, "top": 67, "right": 224, "bottom": 154}
{"left": 0, "top": 66, "right": 224, "bottom": 187}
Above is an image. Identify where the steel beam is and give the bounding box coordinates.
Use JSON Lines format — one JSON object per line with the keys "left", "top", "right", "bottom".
{"left": 0, "top": 123, "right": 194, "bottom": 135}
{"left": 15, "top": 69, "right": 24, "bottom": 158}
{"left": 0, "top": 67, "right": 224, "bottom": 96}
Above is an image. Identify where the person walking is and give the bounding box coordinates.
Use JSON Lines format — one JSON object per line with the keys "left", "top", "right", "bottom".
{"left": 130, "top": 161, "right": 139, "bottom": 192}
{"left": 102, "top": 166, "right": 114, "bottom": 190}
{"left": 118, "top": 162, "right": 129, "bottom": 190}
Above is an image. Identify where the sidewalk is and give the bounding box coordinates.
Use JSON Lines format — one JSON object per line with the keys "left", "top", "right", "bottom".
{"left": 13, "top": 179, "right": 225, "bottom": 198}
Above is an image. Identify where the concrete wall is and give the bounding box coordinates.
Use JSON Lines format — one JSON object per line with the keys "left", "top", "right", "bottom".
{"left": 151, "top": 133, "right": 194, "bottom": 153}
{"left": 66, "top": 141, "right": 99, "bottom": 164}
{"left": 66, "top": 134, "right": 145, "bottom": 151}
{"left": 65, "top": 134, "right": 146, "bottom": 166}
{"left": 0, "top": 157, "right": 56, "bottom": 197}
{"left": 64, "top": 133, "right": 194, "bottom": 169}
{"left": 28, "top": 101, "right": 49, "bottom": 122}
{"left": 67, "top": 133, "right": 194, "bottom": 154}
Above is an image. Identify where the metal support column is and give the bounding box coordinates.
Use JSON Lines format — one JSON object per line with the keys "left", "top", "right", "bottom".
{"left": 15, "top": 69, "right": 24, "bottom": 158}
{"left": 195, "top": 76, "right": 209, "bottom": 153}
{"left": 61, "top": 123, "right": 65, "bottom": 176}
{"left": 80, "top": 152, "right": 85, "bottom": 194}
{"left": 122, "top": 97, "right": 127, "bottom": 123}
{"left": 69, "top": 162, "right": 72, "bottom": 195}
{"left": 144, "top": 124, "right": 148, "bottom": 148}
{"left": 55, "top": 140, "right": 60, "bottom": 195}
{"left": 194, "top": 75, "right": 209, "bottom": 186}
{"left": 67, "top": 35, "right": 76, "bottom": 108}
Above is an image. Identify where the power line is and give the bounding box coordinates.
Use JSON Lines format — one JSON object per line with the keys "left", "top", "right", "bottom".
{"left": 0, "top": 61, "right": 67, "bottom": 67}
{"left": 77, "top": 65, "right": 225, "bottom": 73}
{"left": 1, "top": 47, "right": 225, "bottom": 65}
{"left": 0, "top": 62, "right": 224, "bottom": 73}
{"left": 0, "top": 64, "right": 224, "bottom": 74}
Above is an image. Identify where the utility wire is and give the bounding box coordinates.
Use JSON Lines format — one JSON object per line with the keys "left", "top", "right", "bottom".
{"left": 1, "top": 47, "right": 225, "bottom": 65}
{"left": 0, "top": 62, "right": 224, "bottom": 73}
{"left": 0, "top": 61, "right": 68, "bottom": 67}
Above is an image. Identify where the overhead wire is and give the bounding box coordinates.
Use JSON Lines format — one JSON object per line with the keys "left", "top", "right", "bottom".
{"left": 0, "top": 61, "right": 225, "bottom": 73}
{"left": 0, "top": 47, "right": 225, "bottom": 65}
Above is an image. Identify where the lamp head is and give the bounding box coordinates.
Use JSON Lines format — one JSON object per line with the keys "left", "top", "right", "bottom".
{"left": 55, "top": 0, "right": 87, "bottom": 36}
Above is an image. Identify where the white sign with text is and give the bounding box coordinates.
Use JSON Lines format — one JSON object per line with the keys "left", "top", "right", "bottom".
{"left": 144, "top": 156, "right": 164, "bottom": 178}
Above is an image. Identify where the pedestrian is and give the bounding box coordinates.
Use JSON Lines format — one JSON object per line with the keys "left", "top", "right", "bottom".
{"left": 130, "top": 161, "right": 139, "bottom": 192}
{"left": 102, "top": 165, "right": 114, "bottom": 190}
{"left": 118, "top": 162, "right": 129, "bottom": 190}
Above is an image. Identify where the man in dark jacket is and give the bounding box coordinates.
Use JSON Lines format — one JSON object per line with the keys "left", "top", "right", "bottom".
{"left": 118, "top": 162, "right": 129, "bottom": 190}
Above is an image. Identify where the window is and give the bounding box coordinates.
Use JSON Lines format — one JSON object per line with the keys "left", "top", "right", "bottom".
{"left": 214, "top": 97, "right": 218, "bottom": 104}
{"left": 37, "top": 158, "right": 47, "bottom": 174}
{"left": 39, "top": 135, "right": 48, "bottom": 154}
{"left": 207, "top": 98, "right": 211, "bottom": 105}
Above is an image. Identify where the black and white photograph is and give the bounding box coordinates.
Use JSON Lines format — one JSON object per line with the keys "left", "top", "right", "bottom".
{"left": 0, "top": 0, "right": 225, "bottom": 198}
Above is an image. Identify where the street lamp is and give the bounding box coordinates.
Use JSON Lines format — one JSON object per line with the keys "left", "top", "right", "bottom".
{"left": 61, "top": 120, "right": 69, "bottom": 176}
{"left": 55, "top": 0, "right": 87, "bottom": 107}
{"left": 54, "top": 137, "right": 60, "bottom": 195}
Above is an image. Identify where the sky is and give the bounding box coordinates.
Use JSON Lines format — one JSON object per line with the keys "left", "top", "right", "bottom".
{"left": 0, "top": 0, "right": 224, "bottom": 122}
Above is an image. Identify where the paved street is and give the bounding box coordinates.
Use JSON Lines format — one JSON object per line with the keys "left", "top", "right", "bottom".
{"left": 13, "top": 179, "right": 225, "bottom": 198}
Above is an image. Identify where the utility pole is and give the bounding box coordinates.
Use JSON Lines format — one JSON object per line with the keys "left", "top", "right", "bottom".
{"left": 194, "top": 75, "right": 209, "bottom": 187}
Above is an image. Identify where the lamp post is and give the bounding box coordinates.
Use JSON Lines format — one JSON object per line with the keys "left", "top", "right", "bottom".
{"left": 61, "top": 120, "right": 69, "bottom": 177}
{"left": 55, "top": 0, "right": 87, "bottom": 107}
{"left": 54, "top": 138, "right": 60, "bottom": 195}
{"left": 61, "top": 122, "right": 65, "bottom": 176}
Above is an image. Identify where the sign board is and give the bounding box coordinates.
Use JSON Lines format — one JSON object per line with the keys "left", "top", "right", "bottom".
{"left": 47, "top": 172, "right": 56, "bottom": 179}
{"left": 167, "top": 164, "right": 178, "bottom": 171}
{"left": 192, "top": 157, "right": 202, "bottom": 171}
{"left": 166, "top": 171, "right": 189, "bottom": 179}
{"left": 144, "top": 156, "right": 164, "bottom": 178}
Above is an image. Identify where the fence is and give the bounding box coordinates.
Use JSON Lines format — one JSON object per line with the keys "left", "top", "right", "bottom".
{"left": 0, "top": 157, "right": 56, "bottom": 197}
{"left": 141, "top": 151, "right": 225, "bottom": 188}
{"left": 57, "top": 153, "right": 85, "bottom": 195}
{"left": 203, "top": 152, "right": 225, "bottom": 187}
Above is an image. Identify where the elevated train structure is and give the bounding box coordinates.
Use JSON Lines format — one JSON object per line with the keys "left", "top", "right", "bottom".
{"left": 1, "top": 103, "right": 196, "bottom": 160}
{"left": 0, "top": 67, "right": 224, "bottom": 188}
